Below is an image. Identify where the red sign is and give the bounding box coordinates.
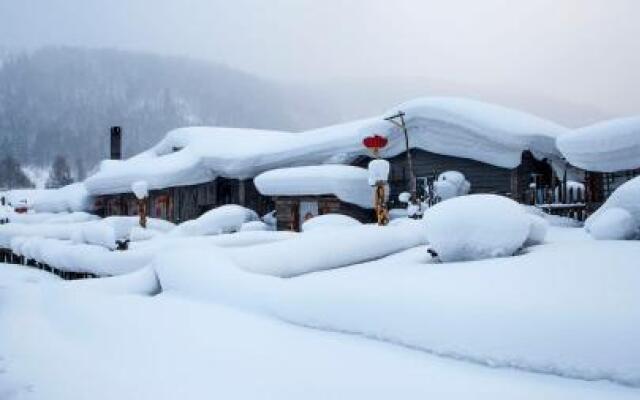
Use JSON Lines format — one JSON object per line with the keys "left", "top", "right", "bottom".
{"left": 362, "top": 135, "right": 388, "bottom": 150}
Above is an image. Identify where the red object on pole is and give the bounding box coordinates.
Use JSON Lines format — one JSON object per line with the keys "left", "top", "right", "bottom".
{"left": 363, "top": 135, "right": 388, "bottom": 151}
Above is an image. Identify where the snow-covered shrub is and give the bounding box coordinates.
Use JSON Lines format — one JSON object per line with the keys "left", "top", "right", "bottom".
{"left": 586, "top": 176, "right": 640, "bottom": 240}
{"left": 586, "top": 208, "right": 637, "bottom": 240}
{"left": 433, "top": 171, "right": 470, "bottom": 201}
{"left": 262, "top": 211, "right": 277, "bottom": 228}
{"left": 423, "top": 194, "right": 534, "bottom": 262}
{"left": 171, "top": 205, "right": 259, "bottom": 236}
{"left": 302, "top": 214, "right": 361, "bottom": 232}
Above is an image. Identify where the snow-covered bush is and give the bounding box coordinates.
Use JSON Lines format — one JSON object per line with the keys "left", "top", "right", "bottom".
{"left": 170, "top": 205, "right": 259, "bottom": 236}
{"left": 433, "top": 171, "right": 470, "bottom": 201}
{"left": 301, "top": 214, "right": 361, "bottom": 232}
{"left": 586, "top": 208, "right": 636, "bottom": 240}
{"left": 423, "top": 194, "right": 536, "bottom": 262}
{"left": 586, "top": 176, "right": 640, "bottom": 240}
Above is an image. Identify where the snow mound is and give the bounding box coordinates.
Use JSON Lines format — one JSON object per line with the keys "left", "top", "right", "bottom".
{"left": 170, "top": 205, "right": 259, "bottom": 236}
{"left": 255, "top": 165, "right": 374, "bottom": 208}
{"left": 2, "top": 183, "right": 91, "bottom": 213}
{"left": 424, "top": 194, "right": 534, "bottom": 262}
{"left": 240, "top": 221, "right": 271, "bottom": 232}
{"left": 586, "top": 208, "right": 637, "bottom": 240}
{"left": 586, "top": 176, "right": 640, "bottom": 239}
{"left": 557, "top": 117, "right": 640, "bottom": 172}
{"left": 302, "top": 214, "right": 362, "bottom": 232}
{"left": 434, "top": 171, "right": 471, "bottom": 200}
{"left": 525, "top": 214, "right": 549, "bottom": 246}
{"left": 227, "top": 224, "right": 427, "bottom": 277}
{"left": 72, "top": 222, "right": 117, "bottom": 250}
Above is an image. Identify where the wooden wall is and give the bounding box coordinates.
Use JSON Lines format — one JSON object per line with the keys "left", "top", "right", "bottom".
{"left": 95, "top": 178, "right": 274, "bottom": 224}
{"left": 353, "top": 149, "right": 553, "bottom": 207}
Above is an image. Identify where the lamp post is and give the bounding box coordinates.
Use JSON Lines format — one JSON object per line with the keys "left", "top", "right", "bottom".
{"left": 384, "top": 111, "right": 417, "bottom": 203}
{"left": 363, "top": 135, "right": 390, "bottom": 225}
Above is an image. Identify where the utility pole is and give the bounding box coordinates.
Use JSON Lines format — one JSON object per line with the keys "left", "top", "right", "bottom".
{"left": 385, "top": 111, "right": 417, "bottom": 202}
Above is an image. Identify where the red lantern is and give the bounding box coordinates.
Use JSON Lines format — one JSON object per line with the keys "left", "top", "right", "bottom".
{"left": 362, "top": 135, "right": 388, "bottom": 151}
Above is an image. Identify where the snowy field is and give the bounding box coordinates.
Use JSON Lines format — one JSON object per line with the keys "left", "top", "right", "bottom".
{"left": 1, "top": 218, "right": 639, "bottom": 399}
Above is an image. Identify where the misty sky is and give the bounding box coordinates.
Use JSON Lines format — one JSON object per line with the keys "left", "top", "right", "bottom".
{"left": 1, "top": 0, "right": 639, "bottom": 117}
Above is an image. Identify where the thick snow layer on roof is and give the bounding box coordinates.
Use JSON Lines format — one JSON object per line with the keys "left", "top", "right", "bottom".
{"left": 384, "top": 97, "right": 567, "bottom": 168}
{"left": 85, "top": 97, "right": 568, "bottom": 195}
{"left": 254, "top": 165, "right": 374, "bottom": 208}
{"left": 557, "top": 117, "right": 640, "bottom": 172}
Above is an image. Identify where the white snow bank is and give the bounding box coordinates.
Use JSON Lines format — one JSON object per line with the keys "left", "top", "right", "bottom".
{"left": 557, "top": 117, "right": 640, "bottom": 172}
{"left": 2, "top": 183, "right": 91, "bottom": 213}
{"left": 240, "top": 221, "right": 271, "bottom": 232}
{"left": 302, "top": 214, "right": 361, "bottom": 232}
{"left": 61, "top": 266, "right": 160, "bottom": 295}
{"left": 5, "top": 281, "right": 632, "bottom": 400}
{"left": 154, "top": 240, "right": 640, "bottom": 388}
{"left": 0, "top": 262, "right": 61, "bottom": 285}
{"left": 434, "top": 171, "right": 471, "bottom": 200}
{"left": 85, "top": 97, "right": 566, "bottom": 196}
{"left": 71, "top": 222, "right": 117, "bottom": 250}
{"left": 255, "top": 165, "right": 374, "bottom": 208}
{"left": 0, "top": 210, "right": 97, "bottom": 225}
{"left": 586, "top": 177, "right": 640, "bottom": 240}
{"left": 226, "top": 224, "right": 427, "bottom": 277}
{"left": 587, "top": 208, "right": 637, "bottom": 240}
{"left": 423, "top": 195, "right": 539, "bottom": 262}
{"left": 170, "top": 205, "right": 258, "bottom": 236}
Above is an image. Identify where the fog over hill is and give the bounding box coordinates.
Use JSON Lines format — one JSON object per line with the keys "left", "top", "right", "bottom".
{"left": 0, "top": 46, "right": 613, "bottom": 174}
{"left": 0, "top": 47, "right": 304, "bottom": 169}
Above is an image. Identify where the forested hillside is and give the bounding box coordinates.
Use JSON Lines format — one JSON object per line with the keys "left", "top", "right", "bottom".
{"left": 0, "top": 47, "right": 296, "bottom": 169}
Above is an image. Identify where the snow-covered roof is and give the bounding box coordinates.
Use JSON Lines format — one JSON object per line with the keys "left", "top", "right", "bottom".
{"left": 84, "top": 97, "right": 569, "bottom": 195}
{"left": 254, "top": 165, "right": 374, "bottom": 208}
{"left": 557, "top": 117, "right": 640, "bottom": 173}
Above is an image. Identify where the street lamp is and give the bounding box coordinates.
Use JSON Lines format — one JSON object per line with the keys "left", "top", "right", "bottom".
{"left": 385, "top": 111, "right": 417, "bottom": 203}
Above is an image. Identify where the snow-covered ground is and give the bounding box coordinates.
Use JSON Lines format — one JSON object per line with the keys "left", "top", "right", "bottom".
{"left": 1, "top": 203, "right": 639, "bottom": 398}
{"left": 1, "top": 263, "right": 637, "bottom": 400}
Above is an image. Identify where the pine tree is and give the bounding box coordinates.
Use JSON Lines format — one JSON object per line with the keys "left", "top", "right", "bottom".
{"left": 0, "top": 155, "right": 34, "bottom": 189}
{"left": 45, "top": 155, "right": 74, "bottom": 189}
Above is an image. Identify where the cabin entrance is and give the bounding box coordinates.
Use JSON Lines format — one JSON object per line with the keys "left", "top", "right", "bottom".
{"left": 298, "top": 200, "right": 319, "bottom": 229}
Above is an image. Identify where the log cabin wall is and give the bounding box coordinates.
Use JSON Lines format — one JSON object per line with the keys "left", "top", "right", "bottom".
{"left": 95, "top": 178, "right": 274, "bottom": 224}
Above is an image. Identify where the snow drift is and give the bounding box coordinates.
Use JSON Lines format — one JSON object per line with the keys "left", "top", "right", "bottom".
{"left": 423, "top": 194, "right": 539, "bottom": 262}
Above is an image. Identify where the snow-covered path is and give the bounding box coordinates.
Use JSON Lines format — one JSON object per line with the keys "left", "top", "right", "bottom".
{"left": 1, "top": 281, "right": 637, "bottom": 400}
